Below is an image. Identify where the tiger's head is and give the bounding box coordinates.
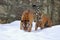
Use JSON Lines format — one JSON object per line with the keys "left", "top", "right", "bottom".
{"left": 21, "top": 20, "right": 30, "bottom": 31}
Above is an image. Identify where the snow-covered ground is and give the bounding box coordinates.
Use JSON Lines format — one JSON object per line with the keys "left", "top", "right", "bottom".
{"left": 0, "top": 21, "right": 60, "bottom": 40}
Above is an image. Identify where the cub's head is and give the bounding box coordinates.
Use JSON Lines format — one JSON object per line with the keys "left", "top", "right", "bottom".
{"left": 21, "top": 20, "right": 30, "bottom": 31}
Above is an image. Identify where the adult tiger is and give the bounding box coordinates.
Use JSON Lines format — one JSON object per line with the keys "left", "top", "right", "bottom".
{"left": 20, "top": 9, "right": 34, "bottom": 32}
{"left": 35, "top": 14, "right": 53, "bottom": 30}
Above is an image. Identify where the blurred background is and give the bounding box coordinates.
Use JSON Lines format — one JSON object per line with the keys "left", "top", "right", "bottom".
{"left": 0, "top": 0, "right": 60, "bottom": 25}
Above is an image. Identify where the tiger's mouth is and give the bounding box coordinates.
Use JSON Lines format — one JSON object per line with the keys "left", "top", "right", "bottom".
{"left": 24, "top": 27, "right": 28, "bottom": 31}
{"left": 21, "top": 20, "right": 30, "bottom": 31}
{"left": 23, "top": 23, "right": 30, "bottom": 31}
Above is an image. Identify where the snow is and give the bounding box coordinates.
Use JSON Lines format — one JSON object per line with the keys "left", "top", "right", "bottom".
{"left": 0, "top": 20, "right": 60, "bottom": 40}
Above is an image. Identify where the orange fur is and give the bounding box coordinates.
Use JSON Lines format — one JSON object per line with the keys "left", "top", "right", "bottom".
{"left": 20, "top": 10, "right": 34, "bottom": 32}
{"left": 35, "top": 14, "right": 52, "bottom": 30}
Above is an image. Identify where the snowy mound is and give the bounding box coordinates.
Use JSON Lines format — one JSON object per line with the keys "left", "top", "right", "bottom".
{"left": 0, "top": 21, "right": 60, "bottom": 40}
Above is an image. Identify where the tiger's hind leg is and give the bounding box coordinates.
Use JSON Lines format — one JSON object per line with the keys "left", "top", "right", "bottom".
{"left": 40, "top": 21, "right": 46, "bottom": 29}
{"left": 48, "top": 19, "right": 52, "bottom": 27}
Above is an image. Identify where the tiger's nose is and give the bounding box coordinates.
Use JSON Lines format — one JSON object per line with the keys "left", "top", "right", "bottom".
{"left": 24, "top": 27, "right": 27, "bottom": 31}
